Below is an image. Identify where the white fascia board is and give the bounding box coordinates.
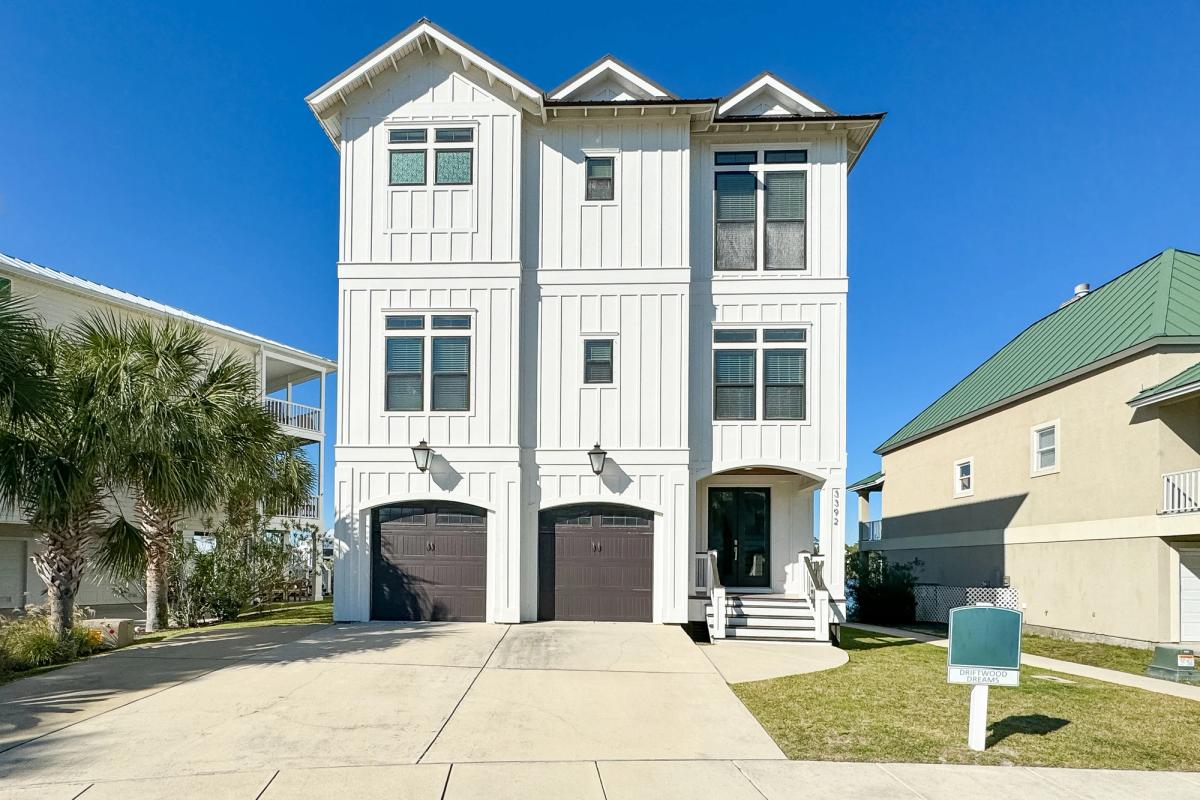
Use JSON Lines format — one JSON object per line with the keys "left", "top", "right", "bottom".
{"left": 719, "top": 73, "right": 827, "bottom": 116}
{"left": 306, "top": 22, "right": 543, "bottom": 112}
{"left": 1128, "top": 380, "right": 1200, "bottom": 409}
{"left": 549, "top": 58, "right": 669, "bottom": 100}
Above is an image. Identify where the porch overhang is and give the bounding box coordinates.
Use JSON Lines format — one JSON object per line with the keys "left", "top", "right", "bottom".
{"left": 1129, "top": 361, "right": 1200, "bottom": 408}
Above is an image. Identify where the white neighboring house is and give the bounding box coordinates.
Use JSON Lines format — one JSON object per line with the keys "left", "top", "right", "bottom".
{"left": 312, "top": 19, "right": 883, "bottom": 641}
{"left": 0, "top": 254, "right": 335, "bottom": 611}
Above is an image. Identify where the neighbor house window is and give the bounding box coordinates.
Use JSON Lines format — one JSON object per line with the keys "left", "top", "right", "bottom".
{"left": 712, "top": 327, "right": 808, "bottom": 421}
{"left": 583, "top": 339, "right": 614, "bottom": 383}
{"left": 385, "top": 126, "right": 476, "bottom": 187}
{"left": 714, "top": 148, "right": 809, "bottom": 271}
{"left": 954, "top": 458, "right": 974, "bottom": 497}
{"left": 1031, "top": 422, "right": 1059, "bottom": 475}
{"left": 383, "top": 313, "right": 474, "bottom": 412}
{"left": 585, "top": 157, "right": 615, "bottom": 201}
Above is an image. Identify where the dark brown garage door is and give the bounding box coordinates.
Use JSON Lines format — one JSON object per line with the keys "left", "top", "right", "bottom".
{"left": 371, "top": 501, "right": 487, "bottom": 622}
{"left": 538, "top": 504, "right": 653, "bottom": 622}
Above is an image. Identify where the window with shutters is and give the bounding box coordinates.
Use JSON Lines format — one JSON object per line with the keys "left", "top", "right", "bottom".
{"left": 382, "top": 312, "right": 474, "bottom": 413}
{"left": 712, "top": 326, "right": 808, "bottom": 421}
{"left": 583, "top": 339, "right": 614, "bottom": 383}
{"left": 712, "top": 147, "right": 808, "bottom": 271}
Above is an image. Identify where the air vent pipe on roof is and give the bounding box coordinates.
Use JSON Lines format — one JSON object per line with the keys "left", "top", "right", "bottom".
{"left": 1060, "top": 283, "right": 1091, "bottom": 308}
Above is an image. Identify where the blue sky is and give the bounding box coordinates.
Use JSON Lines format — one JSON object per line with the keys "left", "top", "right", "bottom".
{"left": 2, "top": 2, "right": 1198, "bottom": 532}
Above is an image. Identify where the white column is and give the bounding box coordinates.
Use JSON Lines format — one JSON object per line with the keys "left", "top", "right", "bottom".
{"left": 818, "top": 471, "right": 846, "bottom": 614}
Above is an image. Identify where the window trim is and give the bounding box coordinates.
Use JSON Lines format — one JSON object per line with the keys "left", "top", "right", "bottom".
{"left": 583, "top": 338, "right": 615, "bottom": 384}
{"left": 711, "top": 144, "right": 811, "bottom": 274}
{"left": 434, "top": 148, "right": 474, "bottom": 186}
{"left": 953, "top": 457, "right": 975, "bottom": 498}
{"left": 581, "top": 148, "right": 619, "bottom": 206}
{"left": 381, "top": 309, "right": 477, "bottom": 417}
{"left": 1030, "top": 420, "right": 1060, "bottom": 477}
{"left": 712, "top": 324, "right": 809, "bottom": 422}
{"left": 383, "top": 123, "right": 479, "bottom": 189}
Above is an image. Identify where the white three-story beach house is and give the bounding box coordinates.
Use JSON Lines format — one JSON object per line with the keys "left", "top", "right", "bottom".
{"left": 309, "top": 19, "right": 882, "bottom": 641}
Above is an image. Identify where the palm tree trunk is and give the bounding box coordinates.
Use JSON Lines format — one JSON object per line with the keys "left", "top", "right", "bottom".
{"left": 135, "top": 492, "right": 180, "bottom": 632}
{"left": 30, "top": 517, "right": 92, "bottom": 637}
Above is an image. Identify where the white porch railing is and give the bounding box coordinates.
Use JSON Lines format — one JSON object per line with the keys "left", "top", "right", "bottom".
{"left": 704, "top": 550, "right": 726, "bottom": 640}
{"left": 859, "top": 519, "right": 882, "bottom": 542}
{"left": 277, "top": 495, "right": 320, "bottom": 520}
{"left": 800, "top": 551, "right": 831, "bottom": 642}
{"left": 264, "top": 397, "right": 322, "bottom": 435}
{"left": 1163, "top": 469, "right": 1200, "bottom": 514}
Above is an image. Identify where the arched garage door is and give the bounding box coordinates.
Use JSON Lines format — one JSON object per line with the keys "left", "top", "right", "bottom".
{"left": 538, "top": 504, "right": 653, "bottom": 622}
{"left": 371, "top": 501, "right": 487, "bottom": 622}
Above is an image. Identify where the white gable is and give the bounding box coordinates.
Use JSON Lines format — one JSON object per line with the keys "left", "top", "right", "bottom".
{"left": 549, "top": 56, "right": 673, "bottom": 101}
{"left": 719, "top": 73, "right": 830, "bottom": 117}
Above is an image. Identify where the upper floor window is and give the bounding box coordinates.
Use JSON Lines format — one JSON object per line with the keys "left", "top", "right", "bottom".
{"left": 954, "top": 458, "right": 974, "bottom": 497}
{"left": 583, "top": 339, "right": 614, "bottom": 383}
{"left": 585, "top": 157, "right": 615, "bottom": 201}
{"left": 713, "top": 148, "right": 808, "bottom": 272}
{"left": 1031, "top": 421, "right": 1059, "bottom": 475}
{"left": 712, "top": 327, "right": 808, "bottom": 421}
{"left": 384, "top": 313, "right": 473, "bottom": 413}
{"left": 387, "top": 127, "right": 475, "bottom": 187}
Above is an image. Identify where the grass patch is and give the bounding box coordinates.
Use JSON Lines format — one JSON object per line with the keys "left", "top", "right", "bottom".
{"left": 1020, "top": 634, "right": 1153, "bottom": 677}
{"left": 135, "top": 599, "right": 333, "bottom": 644}
{"left": 732, "top": 628, "right": 1199, "bottom": 770}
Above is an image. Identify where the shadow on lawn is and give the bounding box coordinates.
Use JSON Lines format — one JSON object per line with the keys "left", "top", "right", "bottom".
{"left": 842, "top": 630, "right": 925, "bottom": 652}
{"left": 987, "top": 714, "right": 1070, "bottom": 747}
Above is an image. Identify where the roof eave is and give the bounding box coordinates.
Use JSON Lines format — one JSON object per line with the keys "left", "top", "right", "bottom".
{"left": 1129, "top": 380, "right": 1200, "bottom": 409}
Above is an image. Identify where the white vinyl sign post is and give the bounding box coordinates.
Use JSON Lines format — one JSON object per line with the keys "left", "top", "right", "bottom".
{"left": 947, "top": 604, "right": 1022, "bottom": 751}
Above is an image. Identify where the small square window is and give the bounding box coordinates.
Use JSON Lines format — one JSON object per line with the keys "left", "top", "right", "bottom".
{"left": 390, "top": 151, "right": 426, "bottom": 186}
{"left": 715, "top": 151, "right": 758, "bottom": 166}
{"left": 584, "top": 339, "right": 614, "bottom": 383}
{"left": 435, "top": 128, "right": 474, "bottom": 143}
{"left": 435, "top": 150, "right": 473, "bottom": 185}
{"left": 585, "top": 157, "right": 614, "bottom": 201}
{"left": 764, "top": 149, "right": 807, "bottom": 164}
{"left": 389, "top": 129, "right": 428, "bottom": 144}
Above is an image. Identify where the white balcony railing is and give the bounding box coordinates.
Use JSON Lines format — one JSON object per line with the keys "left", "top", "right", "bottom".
{"left": 859, "top": 519, "right": 882, "bottom": 542}
{"left": 277, "top": 495, "right": 320, "bottom": 520}
{"left": 1163, "top": 469, "right": 1200, "bottom": 514}
{"left": 264, "top": 397, "right": 322, "bottom": 435}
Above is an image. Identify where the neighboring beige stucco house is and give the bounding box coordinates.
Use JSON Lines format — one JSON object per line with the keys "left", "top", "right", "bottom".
{"left": 855, "top": 248, "right": 1200, "bottom": 647}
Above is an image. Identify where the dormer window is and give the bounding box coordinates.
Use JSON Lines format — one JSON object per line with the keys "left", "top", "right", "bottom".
{"left": 713, "top": 148, "right": 808, "bottom": 272}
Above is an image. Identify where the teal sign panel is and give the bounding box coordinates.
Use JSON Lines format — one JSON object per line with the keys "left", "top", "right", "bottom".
{"left": 947, "top": 605, "right": 1022, "bottom": 686}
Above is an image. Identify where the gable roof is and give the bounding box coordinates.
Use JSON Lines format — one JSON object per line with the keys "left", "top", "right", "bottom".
{"left": 877, "top": 248, "right": 1200, "bottom": 454}
{"left": 0, "top": 252, "right": 336, "bottom": 369}
{"left": 848, "top": 471, "right": 884, "bottom": 493}
{"left": 1129, "top": 360, "right": 1200, "bottom": 407}
{"left": 718, "top": 71, "right": 835, "bottom": 117}
{"left": 306, "top": 18, "right": 545, "bottom": 144}
{"left": 548, "top": 55, "right": 675, "bottom": 101}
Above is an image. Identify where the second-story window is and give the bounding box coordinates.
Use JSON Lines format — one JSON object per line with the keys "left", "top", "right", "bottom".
{"left": 584, "top": 339, "right": 614, "bottom": 383}
{"left": 387, "top": 126, "right": 475, "bottom": 187}
{"left": 1031, "top": 421, "right": 1059, "bottom": 475}
{"left": 954, "top": 458, "right": 974, "bottom": 497}
{"left": 712, "top": 327, "right": 808, "bottom": 421}
{"left": 713, "top": 148, "right": 808, "bottom": 272}
{"left": 383, "top": 314, "right": 473, "bottom": 413}
{"left": 585, "top": 157, "right": 615, "bottom": 201}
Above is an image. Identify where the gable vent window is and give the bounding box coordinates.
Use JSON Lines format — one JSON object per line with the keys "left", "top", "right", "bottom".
{"left": 585, "top": 157, "right": 615, "bottom": 201}
{"left": 583, "top": 339, "right": 614, "bottom": 383}
{"left": 714, "top": 172, "right": 758, "bottom": 271}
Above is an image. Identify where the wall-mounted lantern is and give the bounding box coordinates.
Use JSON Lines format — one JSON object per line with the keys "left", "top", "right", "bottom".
{"left": 588, "top": 443, "right": 607, "bottom": 475}
{"left": 412, "top": 440, "right": 434, "bottom": 472}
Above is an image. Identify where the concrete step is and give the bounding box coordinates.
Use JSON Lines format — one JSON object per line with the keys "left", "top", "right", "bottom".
{"left": 723, "top": 625, "right": 825, "bottom": 641}
{"left": 724, "top": 616, "right": 816, "bottom": 630}
{"left": 722, "top": 605, "right": 815, "bottom": 619}
{"left": 726, "top": 596, "right": 811, "bottom": 609}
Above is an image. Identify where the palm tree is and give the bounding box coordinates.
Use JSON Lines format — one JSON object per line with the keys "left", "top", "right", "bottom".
{"left": 76, "top": 315, "right": 259, "bottom": 632}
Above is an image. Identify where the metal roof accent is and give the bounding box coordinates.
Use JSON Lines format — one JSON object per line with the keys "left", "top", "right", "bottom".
{"left": 0, "top": 252, "right": 336, "bottom": 369}
{"left": 877, "top": 248, "right": 1200, "bottom": 454}
{"left": 1129, "top": 360, "right": 1200, "bottom": 407}
{"left": 848, "top": 471, "right": 885, "bottom": 493}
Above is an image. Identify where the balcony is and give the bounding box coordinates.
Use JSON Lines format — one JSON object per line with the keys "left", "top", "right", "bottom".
{"left": 264, "top": 397, "right": 322, "bottom": 436}
{"left": 276, "top": 495, "right": 321, "bottom": 521}
{"left": 859, "top": 519, "right": 882, "bottom": 542}
{"left": 1163, "top": 469, "right": 1200, "bottom": 514}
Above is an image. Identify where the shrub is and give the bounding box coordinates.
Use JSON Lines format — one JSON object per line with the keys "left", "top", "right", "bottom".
{"left": 846, "top": 549, "right": 921, "bottom": 624}
{"left": 165, "top": 523, "right": 292, "bottom": 626}
{"left": 0, "top": 607, "right": 103, "bottom": 671}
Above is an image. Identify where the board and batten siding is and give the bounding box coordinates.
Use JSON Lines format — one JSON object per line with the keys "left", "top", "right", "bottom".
{"left": 522, "top": 119, "right": 690, "bottom": 270}
{"left": 338, "top": 278, "right": 520, "bottom": 448}
{"left": 339, "top": 53, "right": 522, "bottom": 265}
{"left": 534, "top": 279, "right": 689, "bottom": 451}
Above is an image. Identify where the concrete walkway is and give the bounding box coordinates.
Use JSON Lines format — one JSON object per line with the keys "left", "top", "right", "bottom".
{"left": 845, "top": 623, "right": 1200, "bottom": 701}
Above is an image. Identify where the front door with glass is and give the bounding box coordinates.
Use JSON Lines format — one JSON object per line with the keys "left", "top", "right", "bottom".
{"left": 707, "top": 487, "right": 771, "bottom": 587}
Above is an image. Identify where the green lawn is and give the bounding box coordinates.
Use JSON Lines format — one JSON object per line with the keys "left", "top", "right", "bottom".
{"left": 135, "top": 599, "right": 333, "bottom": 644}
{"left": 732, "top": 628, "right": 1199, "bottom": 771}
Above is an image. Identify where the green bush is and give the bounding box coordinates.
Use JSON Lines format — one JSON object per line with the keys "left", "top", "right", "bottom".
{"left": 0, "top": 608, "right": 104, "bottom": 672}
{"left": 846, "top": 549, "right": 921, "bottom": 624}
{"left": 165, "top": 524, "right": 292, "bottom": 626}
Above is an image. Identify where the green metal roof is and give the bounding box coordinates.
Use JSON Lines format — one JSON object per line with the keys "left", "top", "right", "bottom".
{"left": 1130, "top": 360, "right": 1200, "bottom": 406}
{"left": 847, "top": 471, "right": 884, "bottom": 492}
{"left": 878, "top": 248, "right": 1200, "bottom": 454}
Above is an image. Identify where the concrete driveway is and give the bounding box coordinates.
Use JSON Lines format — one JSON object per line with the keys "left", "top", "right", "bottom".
{"left": 0, "top": 620, "right": 782, "bottom": 796}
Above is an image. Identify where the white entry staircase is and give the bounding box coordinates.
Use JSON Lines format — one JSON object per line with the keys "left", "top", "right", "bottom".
{"left": 699, "top": 550, "right": 833, "bottom": 644}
